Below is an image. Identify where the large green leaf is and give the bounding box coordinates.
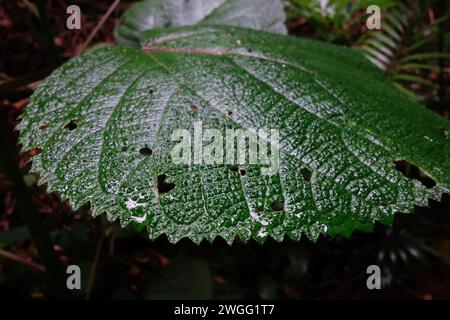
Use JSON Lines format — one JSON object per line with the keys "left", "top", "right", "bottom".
{"left": 18, "top": 25, "right": 450, "bottom": 244}
{"left": 114, "top": 0, "right": 287, "bottom": 46}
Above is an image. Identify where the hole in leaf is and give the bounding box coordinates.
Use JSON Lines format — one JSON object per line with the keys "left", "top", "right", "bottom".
{"left": 139, "top": 147, "right": 152, "bottom": 156}
{"left": 271, "top": 201, "right": 284, "bottom": 212}
{"left": 228, "top": 111, "right": 233, "bottom": 116}
{"left": 64, "top": 120, "right": 77, "bottom": 131}
{"left": 239, "top": 169, "right": 246, "bottom": 176}
{"left": 300, "top": 168, "right": 312, "bottom": 182}
{"left": 443, "top": 128, "right": 449, "bottom": 140}
{"left": 247, "top": 48, "right": 253, "bottom": 53}
{"left": 39, "top": 123, "right": 48, "bottom": 130}
{"left": 394, "top": 160, "right": 436, "bottom": 188}
{"left": 157, "top": 174, "right": 175, "bottom": 194}
{"left": 23, "top": 160, "right": 32, "bottom": 172}
{"left": 121, "top": 146, "right": 128, "bottom": 152}
{"left": 148, "top": 88, "right": 154, "bottom": 95}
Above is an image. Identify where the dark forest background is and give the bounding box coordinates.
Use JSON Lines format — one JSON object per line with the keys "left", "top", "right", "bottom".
{"left": 0, "top": 0, "right": 449, "bottom": 299}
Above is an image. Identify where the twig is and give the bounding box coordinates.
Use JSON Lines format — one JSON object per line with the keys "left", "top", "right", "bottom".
{"left": 33, "top": 0, "right": 59, "bottom": 60}
{"left": 79, "top": 0, "right": 121, "bottom": 54}
{"left": 85, "top": 228, "right": 106, "bottom": 300}
{"left": 0, "top": 248, "right": 45, "bottom": 272}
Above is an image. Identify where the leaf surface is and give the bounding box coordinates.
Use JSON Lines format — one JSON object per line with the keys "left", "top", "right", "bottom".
{"left": 114, "top": 0, "right": 287, "bottom": 45}
{"left": 19, "top": 25, "right": 450, "bottom": 244}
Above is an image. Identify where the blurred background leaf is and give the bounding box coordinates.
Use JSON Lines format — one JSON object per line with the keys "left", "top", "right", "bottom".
{"left": 144, "top": 257, "right": 212, "bottom": 299}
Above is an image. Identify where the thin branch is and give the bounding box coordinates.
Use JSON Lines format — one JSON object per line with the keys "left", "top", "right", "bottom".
{"left": 80, "top": 0, "right": 121, "bottom": 54}
{"left": 85, "top": 229, "right": 106, "bottom": 300}
{"left": 0, "top": 248, "right": 45, "bottom": 272}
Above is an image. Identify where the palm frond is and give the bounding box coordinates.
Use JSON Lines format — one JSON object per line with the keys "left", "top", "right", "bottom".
{"left": 356, "top": 0, "right": 449, "bottom": 102}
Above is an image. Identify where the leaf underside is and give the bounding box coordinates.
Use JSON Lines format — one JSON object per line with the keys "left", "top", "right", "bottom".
{"left": 18, "top": 25, "right": 450, "bottom": 244}
{"left": 114, "top": 0, "right": 287, "bottom": 46}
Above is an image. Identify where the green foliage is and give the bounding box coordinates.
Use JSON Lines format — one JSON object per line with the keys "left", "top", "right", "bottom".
{"left": 144, "top": 257, "right": 212, "bottom": 299}
{"left": 356, "top": 1, "right": 450, "bottom": 101}
{"left": 288, "top": 0, "right": 396, "bottom": 43}
{"left": 289, "top": 0, "right": 449, "bottom": 102}
{"left": 0, "top": 226, "right": 30, "bottom": 248}
{"left": 18, "top": 25, "right": 450, "bottom": 244}
{"left": 114, "top": 0, "right": 287, "bottom": 46}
